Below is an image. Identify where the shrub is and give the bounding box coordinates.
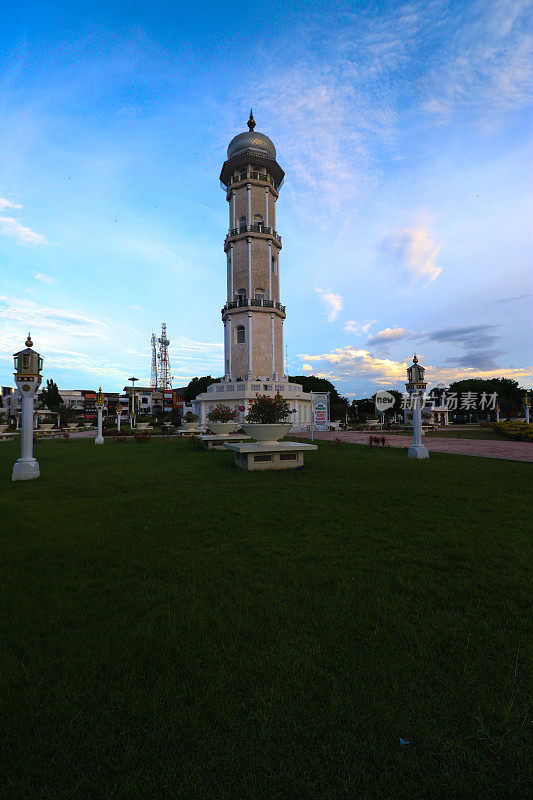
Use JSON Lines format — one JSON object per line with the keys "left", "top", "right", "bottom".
{"left": 136, "top": 414, "right": 152, "bottom": 423}
{"left": 183, "top": 411, "right": 199, "bottom": 423}
{"left": 134, "top": 434, "right": 151, "bottom": 443}
{"left": 492, "top": 421, "right": 533, "bottom": 442}
{"left": 245, "top": 393, "right": 293, "bottom": 424}
{"left": 207, "top": 404, "right": 239, "bottom": 422}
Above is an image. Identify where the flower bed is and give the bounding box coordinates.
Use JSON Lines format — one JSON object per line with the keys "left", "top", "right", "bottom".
{"left": 245, "top": 393, "right": 293, "bottom": 424}
{"left": 207, "top": 404, "right": 240, "bottom": 423}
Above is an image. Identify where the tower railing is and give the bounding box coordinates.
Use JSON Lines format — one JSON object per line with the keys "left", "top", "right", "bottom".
{"left": 222, "top": 299, "right": 286, "bottom": 314}
{"left": 229, "top": 172, "right": 279, "bottom": 190}
{"left": 227, "top": 224, "right": 282, "bottom": 243}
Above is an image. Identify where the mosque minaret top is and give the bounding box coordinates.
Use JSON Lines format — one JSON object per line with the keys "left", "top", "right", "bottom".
{"left": 225, "top": 111, "right": 278, "bottom": 166}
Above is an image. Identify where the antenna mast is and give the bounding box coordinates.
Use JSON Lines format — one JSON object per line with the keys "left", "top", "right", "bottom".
{"left": 157, "top": 323, "right": 172, "bottom": 389}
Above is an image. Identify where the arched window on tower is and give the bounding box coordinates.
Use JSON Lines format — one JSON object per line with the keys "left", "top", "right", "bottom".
{"left": 255, "top": 288, "right": 265, "bottom": 300}
{"left": 236, "top": 325, "right": 245, "bottom": 344}
{"left": 236, "top": 288, "right": 247, "bottom": 306}
{"left": 253, "top": 214, "right": 264, "bottom": 232}
{"left": 239, "top": 215, "right": 247, "bottom": 232}
{"left": 272, "top": 256, "right": 277, "bottom": 275}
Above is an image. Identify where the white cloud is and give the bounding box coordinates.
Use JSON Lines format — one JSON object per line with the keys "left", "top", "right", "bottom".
{"left": 34, "top": 272, "right": 53, "bottom": 283}
{"left": 0, "top": 296, "right": 108, "bottom": 346}
{"left": 314, "top": 288, "right": 343, "bottom": 322}
{"left": 367, "top": 326, "right": 410, "bottom": 346}
{"left": 384, "top": 225, "right": 442, "bottom": 284}
{"left": 302, "top": 363, "right": 313, "bottom": 372}
{"left": 298, "top": 345, "right": 533, "bottom": 388}
{"left": 0, "top": 197, "right": 22, "bottom": 211}
{"left": 0, "top": 300, "right": 225, "bottom": 388}
{"left": 0, "top": 217, "right": 48, "bottom": 245}
{"left": 421, "top": 0, "right": 533, "bottom": 117}
{"left": 344, "top": 319, "right": 377, "bottom": 335}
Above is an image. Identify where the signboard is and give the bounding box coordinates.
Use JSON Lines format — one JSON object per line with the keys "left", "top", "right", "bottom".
{"left": 311, "top": 392, "right": 330, "bottom": 436}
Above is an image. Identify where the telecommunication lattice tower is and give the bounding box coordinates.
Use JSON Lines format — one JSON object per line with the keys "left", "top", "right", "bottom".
{"left": 157, "top": 323, "right": 172, "bottom": 389}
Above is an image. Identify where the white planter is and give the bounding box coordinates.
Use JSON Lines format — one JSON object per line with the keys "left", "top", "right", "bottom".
{"left": 182, "top": 421, "right": 198, "bottom": 430}
{"left": 136, "top": 422, "right": 149, "bottom": 430}
{"left": 67, "top": 423, "right": 79, "bottom": 429}
{"left": 241, "top": 423, "right": 291, "bottom": 444}
{"left": 206, "top": 421, "right": 238, "bottom": 436}
{"left": 39, "top": 424, "right": 54, "bottom": 431}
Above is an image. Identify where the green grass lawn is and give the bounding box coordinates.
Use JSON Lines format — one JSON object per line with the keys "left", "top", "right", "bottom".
{"left": 389, "top": 428, "right": 508, "bottom": 441}
{"left": 0, "top": 438, "right": 530, "bottom": 799}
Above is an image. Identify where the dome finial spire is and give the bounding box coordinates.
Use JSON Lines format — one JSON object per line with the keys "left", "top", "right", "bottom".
{"left": 26, "top": 332, "right": 33, "bottom": 348}
{"left": 247, "top": 108, "right": 255, "bottom": 131}
{"left": 413, "top": 353, "right": 418, "bottom": 363}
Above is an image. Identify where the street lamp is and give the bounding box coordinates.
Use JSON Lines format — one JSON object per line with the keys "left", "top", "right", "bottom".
{"left": 12, "top": 333, "right": 43, "bottom": 481}
{"left": 116, "top": 402, "right": 122, "bottom": 433}
{"left": 129, "top": 377, "right": 138, "bottom": 427}
{"left": 405, "top": 354, "right": 429, "bottom": 460}
{"left": 94, "top": 387, "right": 105, "bottom": 445}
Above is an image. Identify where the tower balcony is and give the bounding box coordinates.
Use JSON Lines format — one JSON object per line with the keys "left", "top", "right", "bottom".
{"left": 221, "top": 298, "right": 286, "bottom": 317}
{"left": 225, "top": 170, "right": 280, "bottom": 194}
{"left": 225, "top": 224, "right": 282, "bottom": 247}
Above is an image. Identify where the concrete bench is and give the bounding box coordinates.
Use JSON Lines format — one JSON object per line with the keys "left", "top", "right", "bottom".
{"left": 196, "top": 433, "right": 251, "bottom": 451}
{"left": 223, "top": 440, "right": 318, "bottom": 471}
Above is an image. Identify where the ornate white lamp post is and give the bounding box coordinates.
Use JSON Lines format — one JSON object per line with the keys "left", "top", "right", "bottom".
{"left": 12, "top": 333, "right": 43, "bottom": 481}
{"left": 116, "top": 403, "right": 122, "bottom": 433}
{"left": 405, "top": 354, "right": 429, "bottom": 460}
{"left": 95, "top": 387, "right": 105, "bottom": 445}
{"left": 496, "top": 403, "right": 500, "bottom": 423}
{"left": 524, "top": 392, "right": 531, "bottom": 424}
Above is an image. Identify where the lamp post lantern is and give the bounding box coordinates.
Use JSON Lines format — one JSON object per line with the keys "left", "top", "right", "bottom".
{"left": 405, "top": 354, "right": 429, "bottom": 460}
{"left": 95, "top": 387, "right": 105, "bottom": 445}
{"left": 524, "top": 392, "right": 531, "bottom": 424}
{"left": 129, "top": 377, "right": 138, "bottom": 427}
{"left": 12, "top": 333, "right": 43, "bottom": 481}
{"left": 116, "top": 403, "right": 122, "bottom": 433}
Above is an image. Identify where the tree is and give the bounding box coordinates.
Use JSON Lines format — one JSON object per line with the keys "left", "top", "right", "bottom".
{"left": 289, "top": 375, "right": 349, "bottom": 420}
{"left": 57, "top": 404, "right": 80, "bottom": 424}
{"left": 183, "top": 376, "right": 220, "bottom": 403}
{"left": 351, "top": 397, "right": 375, "bottom": 419}
{"left": 39, "top": 379, "right": 63, "bottom": 412}
{"left": 448, "top": 378, "right": 524, "bottom": 416}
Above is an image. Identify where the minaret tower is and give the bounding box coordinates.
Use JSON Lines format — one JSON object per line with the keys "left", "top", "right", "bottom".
{"left": 220, "top": 110, "right": 285, "bottom": 381}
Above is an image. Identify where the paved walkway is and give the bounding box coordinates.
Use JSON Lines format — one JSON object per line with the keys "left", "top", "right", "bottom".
{"left": 292, "top": 431, "right": 533, "bottom": 462}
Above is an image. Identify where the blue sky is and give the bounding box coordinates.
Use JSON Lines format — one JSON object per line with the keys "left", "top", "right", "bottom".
{"left": 1, "top": 0, "right": 531, "bottom": 396}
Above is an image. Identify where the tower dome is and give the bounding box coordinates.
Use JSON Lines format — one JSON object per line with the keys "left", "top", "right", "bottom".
{"left": 227, "top": 109, "right": 276, "bottom": 161}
